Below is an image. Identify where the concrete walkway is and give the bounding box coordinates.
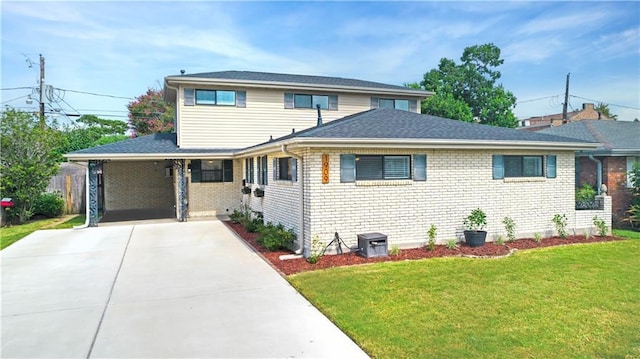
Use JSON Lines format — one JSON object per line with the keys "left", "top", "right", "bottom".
{"left": 1, "top": 220, "right": 369, "bottom": 358}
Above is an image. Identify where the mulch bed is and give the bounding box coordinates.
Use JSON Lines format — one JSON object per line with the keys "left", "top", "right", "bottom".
{"left": 224, "top": 221, "right": 625, "bottom": 276}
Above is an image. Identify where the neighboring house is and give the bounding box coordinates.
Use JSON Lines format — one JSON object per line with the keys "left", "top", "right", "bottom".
{"left": 519, "top": 103, "right": 613, "bottom": 131}
{"left": 66, "top": 71, "right": 605, "bottom": 257}
{"left": 539, "top": 120, "right": 640, "bottom": 224}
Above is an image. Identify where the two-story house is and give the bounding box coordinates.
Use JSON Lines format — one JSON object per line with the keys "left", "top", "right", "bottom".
{"left": 67, "top": 71, "right": 605, "bottom": 257}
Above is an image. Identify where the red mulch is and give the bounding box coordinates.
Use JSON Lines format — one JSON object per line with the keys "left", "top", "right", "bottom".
{"left": 224, "top": 221, "right": 625, "bottom": 276}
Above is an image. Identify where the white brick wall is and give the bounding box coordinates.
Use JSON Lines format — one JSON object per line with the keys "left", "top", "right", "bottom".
{"left": 301, "top": 149, "right": 600, "bottom": 254}
{"left": 575, "top": 195, "right": 612, "bottom": 235}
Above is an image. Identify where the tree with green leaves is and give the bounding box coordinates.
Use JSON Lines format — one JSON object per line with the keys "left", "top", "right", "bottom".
{"left": 418, "top": 43, "right": 518, "bottom": 128}
{"left": 594, "top": 102, "right": 618, "bottom": 120}
{"left": 127, "top": 88, "right": 175, "bottom": 136}
{"left": 1, "top": 108, "right": 64, "bottom": 223}
{"left": 58, "top": 114, "right": 129, "bottom": 155}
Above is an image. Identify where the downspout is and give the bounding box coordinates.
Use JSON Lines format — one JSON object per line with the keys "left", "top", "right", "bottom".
{"left": 74, "top": 162, "right": 91, "bottom": 229}
{"left": 588, "top": 155, "right": 603, "bottom": 194}
{"left": 281, "top": 144, "right": 305, "bottom": 256}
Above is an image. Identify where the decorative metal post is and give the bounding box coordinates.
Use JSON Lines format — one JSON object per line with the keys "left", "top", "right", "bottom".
{"left": 88, "top": 160, "right": 102, "bottom": 227}
{"left": 175, "top": 159, "right": 187, "bottom": 222}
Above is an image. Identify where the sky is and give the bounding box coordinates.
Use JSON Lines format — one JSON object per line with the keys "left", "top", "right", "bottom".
{"left": 1, "top": 1, "right": 639, "bottom": 125}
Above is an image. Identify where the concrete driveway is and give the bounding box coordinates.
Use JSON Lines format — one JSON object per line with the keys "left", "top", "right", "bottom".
{"left": 1, "top": 220, "right": 369, "bottom": 358}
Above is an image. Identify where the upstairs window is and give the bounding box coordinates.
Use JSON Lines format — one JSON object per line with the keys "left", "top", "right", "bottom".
{"left": 371, "top": 97, "right": 416, "bottom": 112}
{"left": 285, "top": 93, "right": 338, "bottom": 110}
{"left": 195, "top": 90, "right": 236, "bottom": 106}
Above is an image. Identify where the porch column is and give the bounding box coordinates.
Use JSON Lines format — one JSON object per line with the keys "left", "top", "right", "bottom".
{"left": 88, "top": 160, "right": 102, "bottom": 227}
{"left": 175, "top": 159, "right": 187, "bottom": 222}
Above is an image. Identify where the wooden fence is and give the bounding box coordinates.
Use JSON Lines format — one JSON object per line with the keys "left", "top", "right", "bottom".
{"left": 46, "top": 162, "right": 86, "bottom": 215}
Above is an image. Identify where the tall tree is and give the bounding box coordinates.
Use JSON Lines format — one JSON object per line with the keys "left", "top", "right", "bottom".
{"left": 419, "top": 43, "right": 518, "bottom": 128}
{"left": 594, "top": 102, "right": 618, "bottom": 120}
{"left": 1, "top": 108, "right": 64, "bottom": 223}
{"left": 127, "top": 88, "right": 175, "bottom": 136}
{"left": 58, "top": 114, "right": 129, "bottom": 155}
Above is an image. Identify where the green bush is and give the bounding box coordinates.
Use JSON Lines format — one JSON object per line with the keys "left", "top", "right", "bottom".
{"left": 575, "top": 183, "right": 596, "bottom": 202}
{"left": 552, "top": 214, "right": 569, "bottom": 239}
{"left": 257, "top": 222, "right": 295, "bottom": 251}
{"left": 593, "top": 216, "right": 608, "bottom": 237}
{"left": 31, "top": 192, "right": 64, "bottom": 218}
{"left": 427, "top": 224, "right": 437, "bottom": 251}
{"left": 307, "top": 235, "right": 325, "bottom": 264}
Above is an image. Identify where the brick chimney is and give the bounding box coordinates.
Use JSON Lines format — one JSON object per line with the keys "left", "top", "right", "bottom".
{"left": 583, "top": 103, "right": 594, "bottom": 111}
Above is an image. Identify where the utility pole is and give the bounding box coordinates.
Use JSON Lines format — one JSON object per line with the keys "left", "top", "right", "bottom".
{"left": 39, "top": 54, "right": 45, "bottom": 125}
{"left": 562, "top": 73, "right": 570, "bottom": 124}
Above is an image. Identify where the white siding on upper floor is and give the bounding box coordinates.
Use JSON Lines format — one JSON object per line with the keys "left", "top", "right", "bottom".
{"left": 177, "top": 86, "right": 421, "bottom": 149}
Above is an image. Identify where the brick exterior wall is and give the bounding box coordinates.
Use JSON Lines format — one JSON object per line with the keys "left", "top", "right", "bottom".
{"left": 603, "top": 157, "right": 632, "bottom": 224}
{"left": 577, "top": 156, "right": 633, "bottom": 225}
{"left": 186, "top": 159, "right": 243, "bottom": 217}
{"left": 103, "top": 161, "right": 174, "bottom": 210}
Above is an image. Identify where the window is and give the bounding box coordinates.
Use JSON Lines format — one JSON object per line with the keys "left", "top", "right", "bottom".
{"left": 285, "top": 93, "right": 338, "bottom": 110}
{"left": 355, "top": 155, "right": 410, "bottom": 180}
{"left": 195, "top": 89, "right": 236, "bottom": 106}
{"left": 294, "top": 94, "right": 328, "bottom": 109}
{"left": 278, "top": 158, "right": 292, "bottom": 180}
{"left": 628, "top": 157, "right": 640, "bottom": 188}
{"left": 492, "top": 155, "right": 556, "bottom": 179}
{"left": 273, "top": 157, "right": 297, "bottom": 181}
{"left": 191, "top": 159, "right": 233, "bottom": 183}
{"left": 379, "top": 98, "right": 410, "bottom": 111}
{"left": 245, "top": 158, "right": 254, "bottom": 184}
{"left": 257, "top": 155, "right": 268, "bottom": 185}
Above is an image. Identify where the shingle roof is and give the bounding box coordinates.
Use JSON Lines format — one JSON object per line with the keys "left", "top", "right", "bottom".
{"left": 172, "top": 70, "right": 420, "bottom": 92}
{"left": 538, "top": 120, "right": 640, "bottom": 152}
{"left": 272, "top": 108, "right": 595, "bottom": 144}
{"left": 67, "top": 133, "right": 234, "bottom": 156}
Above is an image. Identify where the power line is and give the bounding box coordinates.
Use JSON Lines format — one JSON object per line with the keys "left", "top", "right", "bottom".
{"left": 1, "top": 94, "right": 30, "bottom": 104}
{"left": 570, "top": 95, "right": 640, "bottom": 110}
{"left": 56, "top": 87, "right": 135, "bottom": 100}
{"left": 0, "top": 87, "right": 34, "bottom": 91}
{"left": 516, "top": 95, "right": 562, "bottom": 104}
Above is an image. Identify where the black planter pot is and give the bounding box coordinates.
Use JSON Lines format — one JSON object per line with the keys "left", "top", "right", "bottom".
{"left": 464, "top": 230, "right": 487, "bottom": 247}
{"left": 241, "top": 187, "right": 252, "bottom": 195}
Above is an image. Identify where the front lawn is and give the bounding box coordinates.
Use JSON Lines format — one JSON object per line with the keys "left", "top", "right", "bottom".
{"left": 0, "top": 215, "right": 85, "bottom": 250}
{"left": 289, "top": 240, "right": 640, "bottom": 358}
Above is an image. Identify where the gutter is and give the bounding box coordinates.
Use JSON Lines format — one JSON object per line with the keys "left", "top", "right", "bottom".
{"left": 281, "top": 144, "right": 305, "bottom": 256}
{"left": 588, "top": 155, "right": 603, "bottom": 194}
{"left": 73, "top": 162, "right": 91, "bottom": 229}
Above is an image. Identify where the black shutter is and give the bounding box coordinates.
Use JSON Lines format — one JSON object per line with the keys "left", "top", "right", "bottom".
{"left": 413, "top": 154, "right": 427, "bottom": 181}
{"left": 223, "top": 159, "right": 234, "bottom": 182}
{"left": 493, "top": 155, "right": 504, "bottom": 179}
{"left": 340, "top": 154, "right": 356, "bottom": 183}
{"left": 546, "top": 155, "right": 557, "bottom": 179}
{"left": 191, "top": 160, "right": 201, "bottom": 182}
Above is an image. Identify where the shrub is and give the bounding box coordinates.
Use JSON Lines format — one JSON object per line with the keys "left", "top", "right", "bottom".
{"left": 552, "top": 214, "right": 569, "bottom": 239}
{"left": 31, "top": 192, "right": 64, "bottom": 218}
{"left": 592, "top": 216, "right": 608, "bottom": 237}
{"left": 307, "top": 235, "right": 325, "bottom": 264}
{"left": 257, "top": 222, "right": 295, "bottom": 251}
{"left": 495, "top": 235, "right": 505, "bottom": 245}
{"left": 575, "top": 183, "right": 596, "bottom": 202}
{"left": 427, "top": 224, "right": 437, "bottom": 252}
{"left": 464, "top": 208, "right": 486, "bottom": 231}
{"left": 390, "top": 244, "right": 401, "bottom": 256}
{"left": 445, "top": 239, "right": 458, "bottom": 250}
{"left": 502, "top": 216, "right": 516, "bottom": 242}
{"left": 533, "top": 232, "right": 543, "bottom": 243}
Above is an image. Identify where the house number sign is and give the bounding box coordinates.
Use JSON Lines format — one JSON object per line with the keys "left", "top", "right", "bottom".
{"left": 322, "top": 154, "right": 330, "bottom": 184}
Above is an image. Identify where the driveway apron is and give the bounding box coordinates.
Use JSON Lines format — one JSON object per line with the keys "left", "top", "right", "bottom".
{"left": 1, "top": 220, "right": 369, "bottom": 358}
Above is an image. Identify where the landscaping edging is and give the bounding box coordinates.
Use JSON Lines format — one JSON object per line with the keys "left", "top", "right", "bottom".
{"left": 223, "top": 221, "right": 625, "bottom": 275}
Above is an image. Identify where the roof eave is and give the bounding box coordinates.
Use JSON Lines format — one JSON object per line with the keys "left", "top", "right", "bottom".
{"left": 164, "top": 76, "right": 433, "bottom": 98}
{"left": 64, "top": 151, "right": 236, "bottom": 161}
{"left": 236, "top": 137, "right": 599, "bottom": 156}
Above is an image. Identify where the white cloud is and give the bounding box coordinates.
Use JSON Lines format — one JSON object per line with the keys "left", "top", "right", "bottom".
{"left": 517, "top": 11, "right": 609, "bottom": 36}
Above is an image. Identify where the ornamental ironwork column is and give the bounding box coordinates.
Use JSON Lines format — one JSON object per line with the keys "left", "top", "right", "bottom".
{"left": 88, "top": 160, "right": 102, "bottom": 227}
{"left": 175, "top": 159, "right": 187, "bottom": 222}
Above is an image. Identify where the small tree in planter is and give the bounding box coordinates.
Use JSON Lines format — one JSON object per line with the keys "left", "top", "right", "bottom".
{"left": 463, "top": 208, "right": 487, "bottom": 247}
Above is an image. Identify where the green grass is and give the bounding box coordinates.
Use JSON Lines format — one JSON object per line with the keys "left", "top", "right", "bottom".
{"left": 0, "top": 215, "right": 85, "bottom": 250}
{"left": 613, "top": 228, "right": 640, "bottom": 239}
{"left": 289, "top": 240, "right": 640, "bottom": 358}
